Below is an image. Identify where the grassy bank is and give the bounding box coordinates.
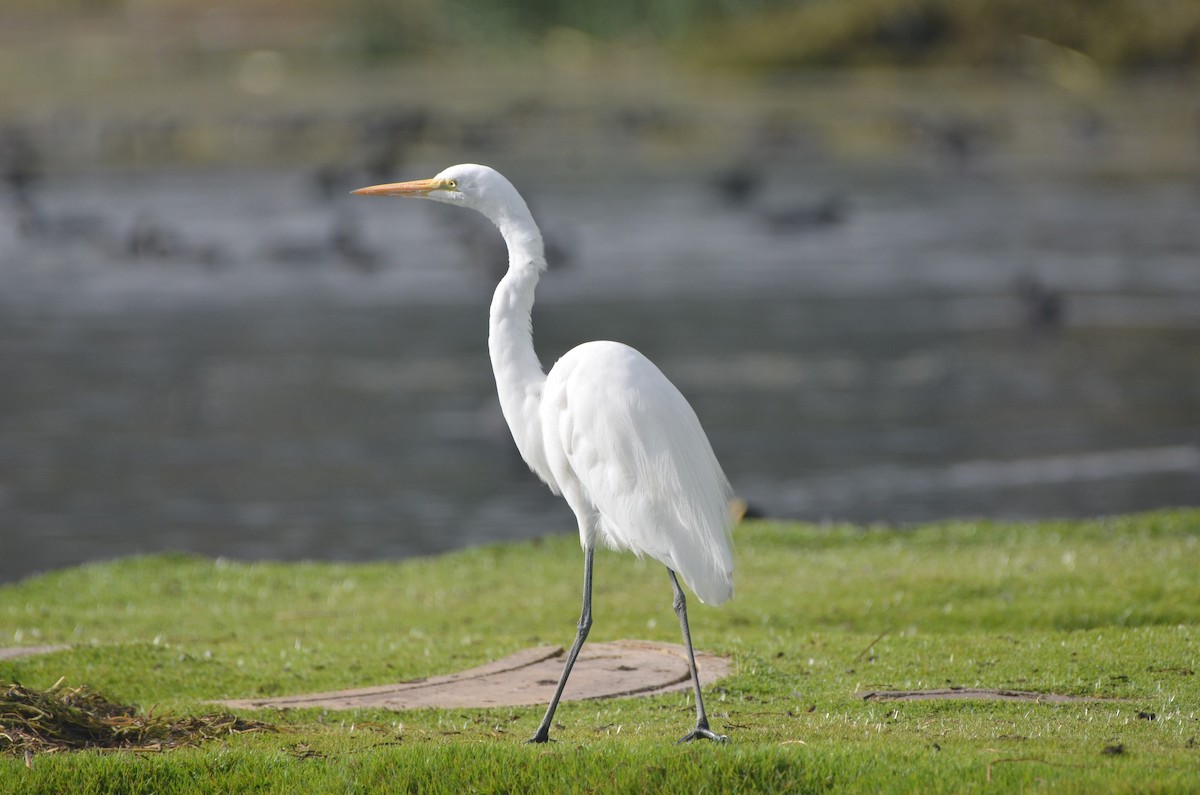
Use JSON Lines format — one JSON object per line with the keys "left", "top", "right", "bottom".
{"left": 4, "top": 0, "right": 1199, "bottom": 70}
{"left": 2, "top": 510, "right": 1199, "bottom": 792}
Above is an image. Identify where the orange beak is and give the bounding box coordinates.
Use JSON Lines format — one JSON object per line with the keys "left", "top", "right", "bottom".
{"left": 351, "top": 178, "right": 448, "bottom": 197}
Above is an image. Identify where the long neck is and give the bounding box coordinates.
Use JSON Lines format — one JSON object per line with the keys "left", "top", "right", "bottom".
{"left": 487, "top": 208, "right": 550, "bottom": 471}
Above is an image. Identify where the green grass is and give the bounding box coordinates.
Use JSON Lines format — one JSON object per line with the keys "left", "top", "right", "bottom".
{"left": 3, "top": 510, "right": 1199, "bottom": 792}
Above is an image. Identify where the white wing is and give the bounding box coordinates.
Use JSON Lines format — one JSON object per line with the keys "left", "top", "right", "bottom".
{"left": 541, "top": 340, "right": 734, "bottom": 605}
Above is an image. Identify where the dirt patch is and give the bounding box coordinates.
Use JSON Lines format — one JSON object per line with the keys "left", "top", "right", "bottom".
{"left": 858, "top": 687, "right": 1119, "bottom": 703}
{"left": 217, "top": 640, "right": 732, "bottom": 711}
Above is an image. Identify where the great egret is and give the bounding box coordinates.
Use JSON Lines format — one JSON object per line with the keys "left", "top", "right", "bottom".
{"left": 353, "top": 164, "right": 734, "bottom": 744}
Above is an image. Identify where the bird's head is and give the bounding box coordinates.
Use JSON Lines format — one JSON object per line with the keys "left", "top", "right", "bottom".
{"left": 354, "top": 163, "right": 544, "bottom": 267}
{"left": 353, "top": 163, "right": 527, "bottom": 225}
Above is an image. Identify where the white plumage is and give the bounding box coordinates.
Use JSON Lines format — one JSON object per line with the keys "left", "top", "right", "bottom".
{"left": 353, "top": 163, "right": 734, "bottom": 744}
{"left": 542, "top": 340, "right": 734, "bottom": 605}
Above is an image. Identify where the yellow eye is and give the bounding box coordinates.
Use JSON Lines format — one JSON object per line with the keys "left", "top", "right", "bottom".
{"left": 445, "top": 178, "right": 458, "bottom": 189}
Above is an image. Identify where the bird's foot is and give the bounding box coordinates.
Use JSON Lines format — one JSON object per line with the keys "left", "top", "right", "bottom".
{"left": 524, "top": 732, "right": 555, "bottom": 745}
{"left": 677, "top": 726, "right": 729, "bottom": 744}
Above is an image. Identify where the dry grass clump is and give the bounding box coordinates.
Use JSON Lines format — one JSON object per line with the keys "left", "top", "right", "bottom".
{"left": 0, "top": 678, "right": 275, "bottom": 755}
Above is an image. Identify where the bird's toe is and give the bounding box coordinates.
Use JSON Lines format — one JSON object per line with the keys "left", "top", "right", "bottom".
{"left": 677, "top": 727, "right": 729, "bottom": 744}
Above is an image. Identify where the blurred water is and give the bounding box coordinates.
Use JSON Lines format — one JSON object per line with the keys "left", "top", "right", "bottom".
{"left": 1, "top": 157, "right": 1199, "bottom": 582}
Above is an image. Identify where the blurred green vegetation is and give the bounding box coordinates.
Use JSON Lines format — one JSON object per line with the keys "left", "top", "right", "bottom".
{"left": 696, "top": 0, "right": 1200, "bottom": 72}
{"left": 1, "top": 0, "right": 1197, "bottom": 72}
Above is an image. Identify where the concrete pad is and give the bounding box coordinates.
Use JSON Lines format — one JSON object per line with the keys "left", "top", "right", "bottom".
{"left": 0, "top": 645, "right": 69, "bottom": 660}
{"left": 218, "top": 640, "right": 732, "bottom": 711}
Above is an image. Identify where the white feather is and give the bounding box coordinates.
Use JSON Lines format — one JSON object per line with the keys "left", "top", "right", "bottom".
{"left": 542, "top": 341, "right": 734, "bottom": 604}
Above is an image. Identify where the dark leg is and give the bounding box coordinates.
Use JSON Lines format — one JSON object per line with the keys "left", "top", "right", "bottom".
{"left": 668, "top": 569, "right": 728, "bottom": 743}
{"left": 527, "top": 546, "right": 594, "bottom": 743}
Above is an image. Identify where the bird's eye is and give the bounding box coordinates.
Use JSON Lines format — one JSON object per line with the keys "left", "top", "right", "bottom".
{"left": 445, "top": 179, "right": 458, "bottom": 190}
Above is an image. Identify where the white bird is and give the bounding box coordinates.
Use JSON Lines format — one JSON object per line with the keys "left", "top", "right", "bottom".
{"left": 353, "top": 164, "right": 734, "bottom": 744}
